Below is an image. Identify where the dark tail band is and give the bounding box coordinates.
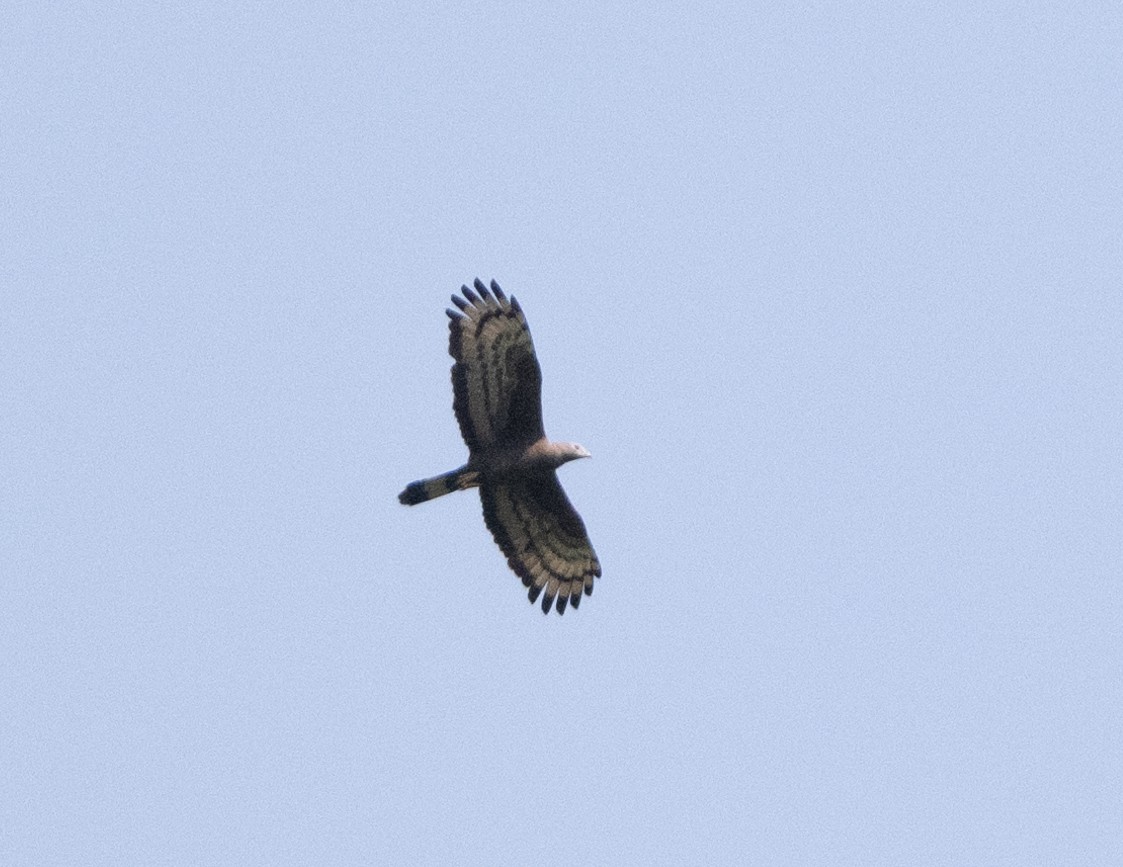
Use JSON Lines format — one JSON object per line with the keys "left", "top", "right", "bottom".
{"left": 398, "top": 468, "right": 480, "bottom": 505}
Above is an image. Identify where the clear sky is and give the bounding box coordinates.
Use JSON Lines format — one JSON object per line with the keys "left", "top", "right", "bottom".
{"left": 3, "top": 3, "right": 1121, "bottom": 865}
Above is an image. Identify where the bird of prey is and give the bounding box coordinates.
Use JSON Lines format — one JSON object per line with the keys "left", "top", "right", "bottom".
{"left": 398, "top": 279, "right": 601, "bottom": 614}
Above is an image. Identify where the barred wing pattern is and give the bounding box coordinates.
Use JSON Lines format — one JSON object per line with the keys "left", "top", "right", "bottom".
{"left": 447, "top": 281, "right": 544, "bottom": 453}
{"left": 480, "top": 474, "right": 600, "bottom": 615}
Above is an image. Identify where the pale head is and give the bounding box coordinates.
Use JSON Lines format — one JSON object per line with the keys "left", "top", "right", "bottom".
{"left": 528, "top": 439, "right": 592, "bottom": 471}
{"left": 566, "top": 443, "right": 592, "bottom": 461}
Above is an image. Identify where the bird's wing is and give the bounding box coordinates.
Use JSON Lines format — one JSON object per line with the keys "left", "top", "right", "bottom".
{"left": 480, "top": 473, "right": 600, "bottom": 615}
{"left": 446, "top": 279, "right": 544, "bottom": 454}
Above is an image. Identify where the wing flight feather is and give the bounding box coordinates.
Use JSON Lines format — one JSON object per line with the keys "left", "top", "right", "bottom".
{"left": 480, "top": 474, "right": 601, "bottom": 615}
{"left": 447, "top": 279, "right": 545, "bottom": 453}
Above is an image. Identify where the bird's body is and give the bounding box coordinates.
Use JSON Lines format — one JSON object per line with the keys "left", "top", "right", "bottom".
{"left": 398, "top": 440, "right": 587, "bottom": 505}
{"left": 398, "top": 279, "right": 601, "bottom": 614}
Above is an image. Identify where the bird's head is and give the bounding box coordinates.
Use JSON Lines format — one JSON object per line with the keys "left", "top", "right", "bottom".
{"left": 538, "top": 440, "right": 592, "bottom": 470}
{"left": 563, "top": 443, "right": 592, "bottom": 463}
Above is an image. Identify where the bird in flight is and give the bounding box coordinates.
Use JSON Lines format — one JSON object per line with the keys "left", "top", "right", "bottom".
{"left": 399, "top": 279, "right": 601, "bottom": 614}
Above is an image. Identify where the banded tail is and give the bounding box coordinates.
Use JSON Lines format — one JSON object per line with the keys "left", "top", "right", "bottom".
{"left": 398, "top": 468, "right": 481, "bottom": 505}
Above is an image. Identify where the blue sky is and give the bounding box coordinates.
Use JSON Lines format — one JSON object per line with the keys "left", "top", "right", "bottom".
{"left": 3, "top": 3, "right": 1121, "bottom": 864}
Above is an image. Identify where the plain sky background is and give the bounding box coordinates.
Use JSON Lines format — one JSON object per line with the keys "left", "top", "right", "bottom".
{"left": 3, "top": 3, "right": 1121, "bottom": 864}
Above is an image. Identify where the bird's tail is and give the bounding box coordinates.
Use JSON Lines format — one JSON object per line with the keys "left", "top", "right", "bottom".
{"left": 398, "top": 467, "right": 481, "bottom": 505}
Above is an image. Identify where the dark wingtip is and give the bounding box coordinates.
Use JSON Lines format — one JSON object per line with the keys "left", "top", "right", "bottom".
{"left": 446, "top": 307, "right": 464, "bottom": 320}
{"left": 473, "top": 277, "right": 487, "bottom": 295}
{"left": 462, "top": 284, "right": 480, "bottom": 304}
{"left": 450, "top": 294, "right": 468, "bottom": 311}
{"left": 556, "top": 595, "right": 568, "bottom": 615}
{"left": 491, "top": 280, "right": 507, "bottom": 302}
{"left": 528, "top": 583, "right": 542, "bottom": 604}
{"left": 541, "top": 592, "right": 555, "bottom": 615}
{"left": 569, "top": 589, "right": 581, "bottom": 610}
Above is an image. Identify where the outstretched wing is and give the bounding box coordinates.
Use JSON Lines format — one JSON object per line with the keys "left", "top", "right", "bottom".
{"left": 446, "top": 278, "right": 544, "bottom": 454}
{"left": 480, "top": 474, "right": 601, "bottom": 615}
